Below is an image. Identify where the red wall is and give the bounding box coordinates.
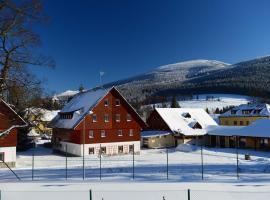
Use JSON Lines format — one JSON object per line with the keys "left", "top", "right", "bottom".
{"left": 146, "top": 110, "right": 170, "bottom": 131}
{"left": 0, "top": 101, "right": 23, "bottom": 147}
{"left": 53, "top": 89, "right": 145, "bottom": 144}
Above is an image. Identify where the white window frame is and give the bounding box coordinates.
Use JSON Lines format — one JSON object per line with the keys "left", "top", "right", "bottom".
{"left": 104, "top": 114, "right": 109, "bottom": 122}
{"left": 127, "top": 114, "right": 132, "bottom": 122}
{"left": 0, "top": 152, "right": 4, "bottom": 161}
{"left": 92, "top": 114, "right": 97, "bottom": 122}
{"left": 104, "top": 99, "right": 109, "bottom": 107}
{"left": 118, "top": 130, "right": 123, "bottom": 136}
{"left": 115, "top": 99, "right": 120, "bottom": 106}
{"left": 116, "top": 114, "right": 120, "bottom": 122}
{"left": 89, "top": 130, "right": 94, "bottom": 138}
{"left": 129, "top": 129, "right": 134, "bottom": 136}
{"left": 89, "top": 147, "right": 95, "bottom": 154}
{"left": 101, "top": 130, "right": 106, "bottom": 138}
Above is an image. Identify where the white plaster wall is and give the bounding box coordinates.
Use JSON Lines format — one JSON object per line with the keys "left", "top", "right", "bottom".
{"left": 59, "top": 141, "right": 140, "bottom": 156}
{"left": 0, "top": 146, "right": 16, "bottom": 162}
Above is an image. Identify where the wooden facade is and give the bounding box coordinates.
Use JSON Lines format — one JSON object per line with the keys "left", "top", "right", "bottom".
{"left": 52, "top": 87, "right": 146, "bottom": 156}
{"left": 0, "top": 99, "right": 26, "bottom": 167}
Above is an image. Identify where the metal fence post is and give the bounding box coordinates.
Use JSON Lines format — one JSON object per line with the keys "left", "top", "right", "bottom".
{"left": 89, "top": 189, "right": 92, "bottom": 200}
{"left": 132, "top": 144, "right": 135, "bottom": 180}
{"left": 65, "top": 144, "right": 68, "bottom": 180}
{"left": 188, "top": 189, "right": 191, "bottom": 200}
{"left": 235, "top": 136, "right": 239, "bottom": 179}
{"left": 100, "top": 144, "right": 102, "bottom": 180}
{"left": 0, "top": 189, "right": 1, "bottom": 200}
{"left": 32, "top": 143, "right": 35, "bottom": 181}
{"left": 166, "top": 148, "right": 169, "bottom": 180}
{"left": 201, "top": 141, "right": 204, "bottom": 180}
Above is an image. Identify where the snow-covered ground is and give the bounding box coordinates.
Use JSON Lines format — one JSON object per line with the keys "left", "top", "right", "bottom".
{"left": 1, "top": 144, "right": 270, "bottom": 182}
{"left": 153, "top": 94, "right": 252, "bottom": 113}
{"left": 178, "top": 94, "right": 251, "bottom": 111}
{"left": 1, "top": 144, "right": 270, "bottom": 199}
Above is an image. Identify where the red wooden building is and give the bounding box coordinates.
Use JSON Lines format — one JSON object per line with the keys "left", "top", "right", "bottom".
{"left": 50, "top": 87, "right": 146, "bottom": 156}
{"left": 0, "top": 99, "right": 27, "bottom": 167}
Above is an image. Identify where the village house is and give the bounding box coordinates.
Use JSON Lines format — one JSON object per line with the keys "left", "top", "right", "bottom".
{"left": 219, "top": 103, "right": 270, "bottom": 126}
{"left": 0, "top": 99, "right": 27, "bottom": 167}
{"left": 143, "top": 108, "right": 218, "bottom": 148}
{"left": 24, "top": 108, "right": 59, "bottom": 138}
{"left": 206, "top": 119, "right": 270, "bottom": 150}
{"left": 50, "top": 87, "right": 146, "bottom": 156}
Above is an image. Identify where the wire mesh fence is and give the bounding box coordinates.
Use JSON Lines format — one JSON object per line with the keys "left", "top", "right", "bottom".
{"left": 1, "top": 146, "right": 270, "bottom": 181}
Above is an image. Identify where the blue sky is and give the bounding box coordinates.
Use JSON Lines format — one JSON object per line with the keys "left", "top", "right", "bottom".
{"left": 33, "top": 0, "right": 270, "bottom": 94}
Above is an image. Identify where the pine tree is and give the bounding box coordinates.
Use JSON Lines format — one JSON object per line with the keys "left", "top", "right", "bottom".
{"left": 170, "top": 96, "right": 180, "bottom": 108}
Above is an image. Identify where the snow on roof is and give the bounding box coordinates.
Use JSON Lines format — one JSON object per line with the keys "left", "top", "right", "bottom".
{"left": 155, "top": 108, "right": 217, "bottom": 136}
{"left": 50, "top": 87, "right": 109, "bottom": 129}
{"left": 220, "top": 103, "right": 270, "bottom": 117}
{"left": 27, "top": 128, "right": 40, "bottom": 137}
{"left": 207, "top": 119, "right": 270, "bottom": 138}
{"left": 25, "top": 108, "right": 59, "bottom": 122}
{"left": 141, "top": 130, "right": 172, "bottom": 138}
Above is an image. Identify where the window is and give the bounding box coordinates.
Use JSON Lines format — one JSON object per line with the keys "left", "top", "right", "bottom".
{"left": 254, "top": 109, "right": 262, "bottom": 115}
{"left": 231, "top": 110, "right": 237, "bottom": 115}
{"left": 116, "top": 114, "right": 120, "bottom": 122}
{"left": 117, "top": 130, "right": 123, "bottom": 136}
{"left": 246, "top": 121, "right": 250, "bottom": 125}
{"left": 115, "top": 99, "right": 120, "bottom": 106}
{"left": 118, "top": 145, "right": 123, "bottom": 153}
{"left": 101, "top": 130, "right": 106, "bottom": 138}
{"left": 104, "top": 114, "right": 109, "bottom": 122}
{"left": 240, "top": 121, "right": 243, "bottom": 125}
{"left": 104, "top": 99, "right": 109, "bottom": 107}
{"left": 100, "top": 147, "right": 106, "bottom": 154}
{"left": 233, "top": 121, "right": 237, "bottom": 125}
{"left": 92, "top": 114, "right": 97, "bottom": 122}
{"left": 0, "top": 152, "right": 4, "bottom": 161}
{"left": 242, "top": 110, "right": 252, "bottom": 115}
{"left": 89, "top": 147, "right": 94, "bottom": 154}
{"left": 89, "top": 130, "right": 94, "bottom": 138}
{"left": 129, "top": 129, "right": 133, "bottom": 136}
{"left": 127, "top": 114, "right": 132, "bottom": 122}
{"left": 239, "top": 137, "right": 247, "bottom": 148}
{"left": 129, "top": 145, "right": 134, "bottom": 153}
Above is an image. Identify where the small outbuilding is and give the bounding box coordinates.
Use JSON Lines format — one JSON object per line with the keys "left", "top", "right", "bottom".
{"left": 206, "top": 119, "right": 270, "bottom": 150}
{"left": 146, "top": 108, "right": 218, "bottom": 147}
{"left": 141, "top": 131, "right": 174, "bottom": 149}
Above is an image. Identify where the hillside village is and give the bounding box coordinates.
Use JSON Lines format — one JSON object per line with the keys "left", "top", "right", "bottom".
{"left": 1, "top": 85, "right": 270, "bottom": 168}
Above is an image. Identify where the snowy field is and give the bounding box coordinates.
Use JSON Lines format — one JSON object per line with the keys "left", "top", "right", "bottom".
{"left": 153, "top": 94, "right": 251, "bottom": 112}
{"left": 1, "top": 144, "right": 270, "bottom": 182}
{"left": 1, "top": 145, "right": 270, "bottom": 199}
{"left": 1, "top": 181, "right": 270, "bottom": 200}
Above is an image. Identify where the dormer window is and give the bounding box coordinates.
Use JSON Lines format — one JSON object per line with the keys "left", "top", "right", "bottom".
{"left": 253, "top": 109, "right": 262, "bottom": 115}
{"left": 104, "top": 99, "right": 109, "bottom": 107}
{"left": 231, "top": 110, "right": 237, "bottom": 115}
{"left": 192, "top": 122, "right": 202, "bottom": 129}
{"left": 242, "top": 110, "right": 252, "bottom": 115}
{"left": 182, "top": 112, "right": 191, "bottom": 118}
{"left": 60, "top": 113, "right": 73, "bottom": 119}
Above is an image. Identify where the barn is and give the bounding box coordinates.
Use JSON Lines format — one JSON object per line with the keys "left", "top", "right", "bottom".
{"left": 50, "top": 87, "right": 146, "bottom": 156}
{"left": 145, "top": 108, "right": 218, "bottom": 148}
{"left": 0, "top": 99, "right": 27, "bottom": 167}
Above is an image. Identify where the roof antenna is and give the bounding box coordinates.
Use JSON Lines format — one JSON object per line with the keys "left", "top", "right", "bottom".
{"left": 99, "top": 70, "right": 105, "bottom": 88}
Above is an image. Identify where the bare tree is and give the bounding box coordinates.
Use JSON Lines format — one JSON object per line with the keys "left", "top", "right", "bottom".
{"left": 0, "top": 0, "right": 54, "bottom": 100}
